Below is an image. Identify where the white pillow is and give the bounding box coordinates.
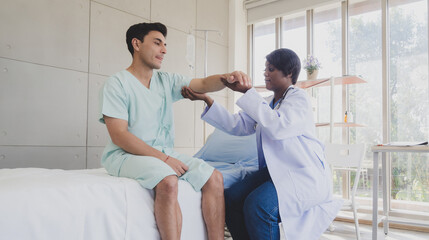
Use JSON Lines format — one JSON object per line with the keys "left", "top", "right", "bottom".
{"left": 194, "top": 129, "right": 258, "bottom": 164}
{"left": 194, "top": 129, "right": 259, "bottom": 188}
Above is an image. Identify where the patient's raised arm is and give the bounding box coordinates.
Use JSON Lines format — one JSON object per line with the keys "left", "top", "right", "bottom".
{"left": 188, "top": 71, "right": 251, "bottom": 93}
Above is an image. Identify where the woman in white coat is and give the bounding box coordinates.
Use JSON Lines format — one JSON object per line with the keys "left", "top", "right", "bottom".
{"left": 182, "top": 48, "right": 342, "bottom": 240}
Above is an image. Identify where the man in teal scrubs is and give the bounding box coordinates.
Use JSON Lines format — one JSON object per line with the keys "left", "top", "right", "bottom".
{"left": 99, "top": 22, "right": 251, "bottom": 240}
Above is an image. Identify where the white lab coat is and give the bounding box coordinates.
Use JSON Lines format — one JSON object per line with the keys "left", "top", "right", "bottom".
{"left": 201, "top": 87, "right": 343, "bottom": 240}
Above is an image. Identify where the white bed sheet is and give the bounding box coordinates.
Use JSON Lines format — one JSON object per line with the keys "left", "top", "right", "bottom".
{"left": 0, "top": 168, "right": 207, "bottom": 240}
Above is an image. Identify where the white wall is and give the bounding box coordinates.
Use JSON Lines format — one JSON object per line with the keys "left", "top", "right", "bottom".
{"left": 0, "top": 0, "right": 230, "bottom": 169}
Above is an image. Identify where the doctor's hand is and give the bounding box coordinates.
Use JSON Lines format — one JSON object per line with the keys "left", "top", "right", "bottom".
{"left": 221, "top": 71, "right": 252, "bottom": 89}
{"left": 163, "top": 155, "right": 189, "bottom": 177}
{"left": 221, "top": 76, "right": 252, "bottom": 93}
{"left": 181, "top": 87, "right": 214, "bottom": 107}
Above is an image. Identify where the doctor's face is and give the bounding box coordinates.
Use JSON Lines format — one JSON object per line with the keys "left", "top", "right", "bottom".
{"left": 264, "top": 61, "right": 292, "bottom": 92}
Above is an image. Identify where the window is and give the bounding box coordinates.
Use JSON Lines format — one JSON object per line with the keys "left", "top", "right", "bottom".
{"left": 313, "top": 3, "right": 342, "bottom": 78}
{"left": 313, "top": 3, "right": 343, "bottom": 145}
{"left": 389, "top": 0, "right": 429, "bottom": 212}
{"left": 253, "top": 19, "right": 276, "bottom": 87}
{"left": 281, "top": 11, "right": 307, "bottom": 81}
{"left": 249, "top": 0, "right": 429, "bottom": 218}
{"left": 348, "top": 0, "right": 382, "bottom": 199}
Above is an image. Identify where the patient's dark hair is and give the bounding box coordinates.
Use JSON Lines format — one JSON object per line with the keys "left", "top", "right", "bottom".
{"left": 266, "top": 48, "right": 301, "bottom": 84}
{"left": 126, "top": 22, "right": 167, "bottom": 56}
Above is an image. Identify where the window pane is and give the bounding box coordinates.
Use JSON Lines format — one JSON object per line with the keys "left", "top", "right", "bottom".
{"left": 389, "top": 0, "right": 429, "bottom": 211}
{"left": 253, "top": 19, "right": 276, "bottom": 87}
{"left": 282, "top": 12, "right": 307, "bottom": 81}
{"left": 314, "top": 3, "right": 342, "bottom": 78}
{"left": 348, "top": 0, "right": 382, "bottom": 200}
{"left": 313, "top": 3, "right": 342, "bottom": 144}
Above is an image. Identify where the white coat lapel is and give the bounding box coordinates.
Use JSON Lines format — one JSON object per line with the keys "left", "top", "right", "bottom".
{"left": 264, "top": 95, "right": 274, "bottom": 105}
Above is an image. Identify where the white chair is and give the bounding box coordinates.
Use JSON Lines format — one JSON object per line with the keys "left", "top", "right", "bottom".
{"left": 325, "top": 143, "right": 366, "bottom": 240}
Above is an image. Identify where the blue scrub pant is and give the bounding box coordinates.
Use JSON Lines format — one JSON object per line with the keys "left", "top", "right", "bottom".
{"left": 225, "top": 167, "right": 281, "bottom": 240}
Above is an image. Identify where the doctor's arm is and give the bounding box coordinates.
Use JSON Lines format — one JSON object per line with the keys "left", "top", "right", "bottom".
{"left": 103, "top": 116, "right": 188, "bottom": 176}
{"left": 182, "top": 87, "right": 256, "bottom": 136}
{"left": 221, "top": 78, "right": 308, "bottom": 139}
{"left": 181, "top": 86, "right": 213, "bottom": 106}
{"left": 237, "top": 89, "right": 309, "bottom": 140}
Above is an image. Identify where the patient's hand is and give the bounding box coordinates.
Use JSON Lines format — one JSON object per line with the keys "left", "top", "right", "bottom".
{"left": 181, "top": 87, "right": 214, "bottom": 106}
{"left": 165, "top": 156, "right": 189, "bottom": 177}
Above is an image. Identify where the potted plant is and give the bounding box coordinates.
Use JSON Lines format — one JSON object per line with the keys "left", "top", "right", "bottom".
{"left": 302, "top": 55, "right": 321, "bottom": 80}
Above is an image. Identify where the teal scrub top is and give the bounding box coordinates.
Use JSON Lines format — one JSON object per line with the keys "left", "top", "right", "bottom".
{"left": 99, "top": 70, "right": 191, "bottom": 175}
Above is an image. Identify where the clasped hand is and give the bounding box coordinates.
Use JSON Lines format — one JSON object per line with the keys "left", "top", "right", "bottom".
{"left": 181, "top": 71, "right": 252, "bottom": 104}
{"left": 221, "top": 71, "right": 252, "bottom": 93}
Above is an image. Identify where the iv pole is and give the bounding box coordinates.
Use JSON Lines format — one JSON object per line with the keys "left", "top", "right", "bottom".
{"left": 194, "top": 29, "right": 221, "bottom": 142}
{"left": 194, "top": 29, "right": 221, "bottom": 77}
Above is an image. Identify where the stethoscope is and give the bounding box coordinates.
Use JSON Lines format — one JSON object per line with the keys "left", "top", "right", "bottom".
{"left": 254, "top": 86, "right": 294, "bottom": 130}
{"left": 273, "top": 86, "right": 294, "bottom": 110}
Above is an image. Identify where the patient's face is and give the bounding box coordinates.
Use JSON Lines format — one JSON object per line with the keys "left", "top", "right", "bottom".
{"left": 263, "top": 61, "right": 291, "bottom": 92}
{"left": 135, "top": 31, "right": 167, "bottom": 70}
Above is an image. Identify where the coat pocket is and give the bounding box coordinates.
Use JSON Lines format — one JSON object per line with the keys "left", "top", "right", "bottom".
{"left": 289, "top": 167, "right": 328, "bottom": 206}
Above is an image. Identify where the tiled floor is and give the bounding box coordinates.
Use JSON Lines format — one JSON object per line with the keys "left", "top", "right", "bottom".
{"left": 321, "top": 221, "right": 429, "bottom": 240}
{"left": 224, "top": 221, "right": 429, "bottom": 240}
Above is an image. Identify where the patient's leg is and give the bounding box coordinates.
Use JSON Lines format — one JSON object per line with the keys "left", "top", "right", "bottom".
{"left": 176, "top": 201, "right": 182, "bottom": 239}
{"left": 155, "top": 175, "right": 181, "bottom": 240}
{"left": 201, "top": 170, "right": 225, "bottom": 240}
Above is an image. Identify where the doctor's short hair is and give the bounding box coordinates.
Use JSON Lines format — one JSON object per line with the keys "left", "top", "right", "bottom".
{"left": 266, "top": 48, "right": 301, "bottom": 84}
{"left": 126, "top": 22, "right": 167, "bottom": 56}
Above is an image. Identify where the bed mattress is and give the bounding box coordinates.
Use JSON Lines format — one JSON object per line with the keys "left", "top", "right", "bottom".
{"left": 0, "top": 168, "right": 207, "bottom": 240}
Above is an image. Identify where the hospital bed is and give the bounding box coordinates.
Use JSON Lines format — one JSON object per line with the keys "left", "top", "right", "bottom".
{"left": 0, "top": 129, "right": 259, "bottom": 239}
{"left": 0, "top": 168, "right": 207, "bottom": 240}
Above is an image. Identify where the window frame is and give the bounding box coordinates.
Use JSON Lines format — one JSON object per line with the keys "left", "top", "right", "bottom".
{"left": 248, "top": 0, "right": 429, "bottom": 221}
